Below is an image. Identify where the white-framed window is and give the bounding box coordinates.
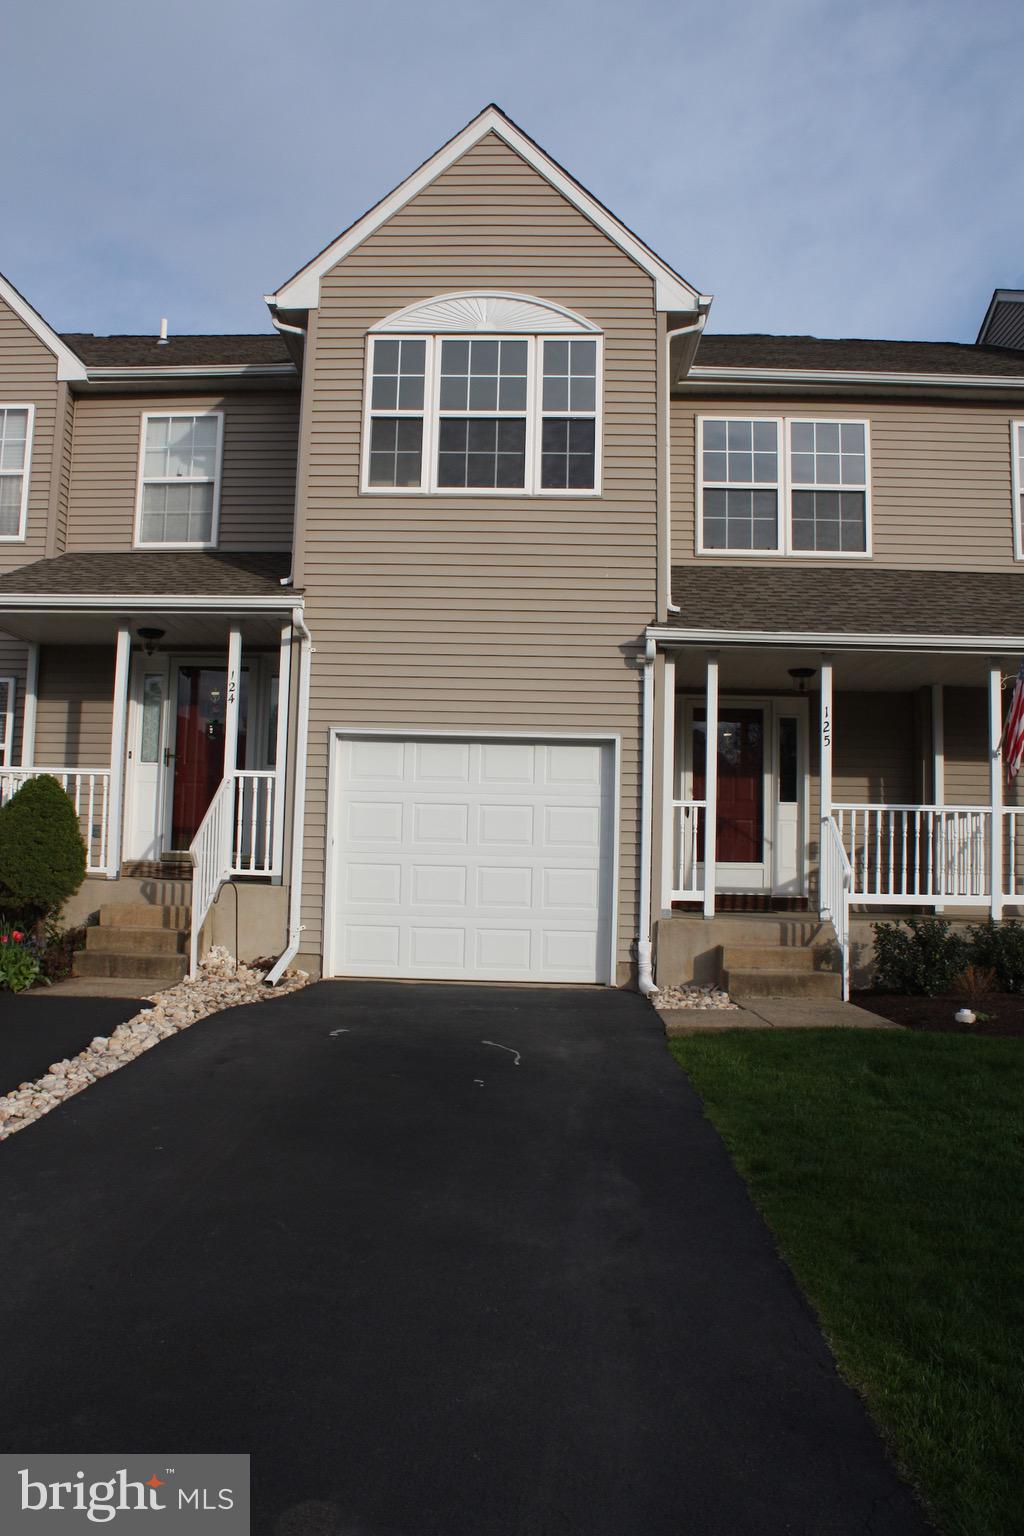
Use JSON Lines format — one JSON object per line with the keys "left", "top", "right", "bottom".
{"left": 0, "top": 405, "right": 34, "bottom": 542}
{"left": 697, "top": 415, "right": 871, "bottom": 556}
{"left": 1012, "top": 422, "right": 1024, "bottom": 561}
{"left": 361, "top": 334, "right": 602, "bottom": 495}
{"left": 134, "top": 411, "right": 224, "bottom": 548}
{"left": 0, "top": 676, "right": 15, "bottom": 765}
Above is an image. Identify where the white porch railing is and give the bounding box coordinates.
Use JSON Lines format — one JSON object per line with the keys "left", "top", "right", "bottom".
{"left": 188, "top": 770, "right": 280, "bottom": 975}
{"left": 0, "top": 768, "right": 112, "bottom": 874}
{"left": 670, "top": 799, "right": 706, "bottom": 899}
{"left": 833, "top": 804, "right": 992, "bottom": 905}
{"left": 820, "top": 815, "right": 852, "bottom": 999}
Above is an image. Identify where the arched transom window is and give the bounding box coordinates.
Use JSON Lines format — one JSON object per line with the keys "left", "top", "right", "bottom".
{"left": 361, "top": 293, "right": 602, "bottom": 495}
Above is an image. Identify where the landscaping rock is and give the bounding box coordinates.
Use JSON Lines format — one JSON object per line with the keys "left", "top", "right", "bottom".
{"left": 652, "top": 982, "right": 738, "bottom": 1011}
{"left": 0, "top": 947, "right": 308, "bottom": 1141}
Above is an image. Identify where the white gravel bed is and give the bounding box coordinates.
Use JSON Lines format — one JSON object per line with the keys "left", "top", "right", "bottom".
{"left": 652, "top": 982, "right": 738, "bottom": 1011}
{"left": 0, "top": 947, "right": 308, "bottom": 1142}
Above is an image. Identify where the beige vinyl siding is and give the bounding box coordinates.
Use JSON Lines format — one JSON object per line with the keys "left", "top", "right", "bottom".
{"left": 35, "top": 647, "right": 114, "bottom": 768}
{"left": 66, "top": 392, "right": 299, "bottom": 552}
{"left": 0, "top": 632, "right": 28, "bottom": 763}
{"left": 0, "top": 295, "right": 60, "bottom": 570}
{"left": 671, "top": 394, "right": 1021, "bottom": 569}
{"left": 297, "top": 132, "right": 659, "bottom": 976}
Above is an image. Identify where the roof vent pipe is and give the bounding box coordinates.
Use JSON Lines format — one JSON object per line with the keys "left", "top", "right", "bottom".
{"left": 157, "top": 318, "right": 169, "bottom": 346}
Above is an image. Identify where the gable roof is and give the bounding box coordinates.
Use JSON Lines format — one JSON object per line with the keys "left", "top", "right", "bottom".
{"left": 692, "top": 333, "right": 1024, "bottom": 379}
{"left": 62, "top": 332, "right": 292, "bottom": 369}
{"left": 0, "top": 271, "right": 87, "bottom": 381}
{"left": 268, "top": 105, "right": 708, "bottom": 315}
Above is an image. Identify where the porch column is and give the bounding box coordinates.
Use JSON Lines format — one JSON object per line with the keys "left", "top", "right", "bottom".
{"left": 659, "top": 651, "right": 676, "bottom": 910}
{"left": 819, "top": 655, "right": 833, "bottom": 825}
{"left": 271, "top": 621, "right": 292, "bottom": 881}
{"left": 932, "top": 683, "right": 945, "bottom": 912}
{"left": 106, "top": 626, "right": 131, "bottom": 878}
{"left": 223, "top": 627, "right": 242, "bottom": 778}
{"left": 703, "top": 650, "right": 718, "bottom": 918}
{"left": 989, "top": 664, "right": 1004, "bottom": 921}
{"left": 19, "top": 642, "right": 38, "bottom": 767}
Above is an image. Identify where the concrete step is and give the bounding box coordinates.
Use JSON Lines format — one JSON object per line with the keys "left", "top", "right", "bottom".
{"left": 75, "top": 951, "right": 188, "bottom": 982}
{"left": 87, "top": 926, "right": 186, "bottom": 956}
{"left": 722, "top": 944, "right": 831, "bottom": 973}
{"left": 724, "top": 969, "right": 842, "bottom": 1001}
{"left": 99, "top": 904, "right": 191, "bottom": 931}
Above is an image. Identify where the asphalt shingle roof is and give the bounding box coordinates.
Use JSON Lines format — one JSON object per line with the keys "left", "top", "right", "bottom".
{"left": 0, "top": 551, "right": 294, "bottom": 598}
{"left": 667, "top": 565, "right": 1024, "bottom": 637}
{"left": 60, "top": 333, "right": 293, "bottom": 368}
{"left": 694, "top": 334, "right": 1024, "bottom": 378}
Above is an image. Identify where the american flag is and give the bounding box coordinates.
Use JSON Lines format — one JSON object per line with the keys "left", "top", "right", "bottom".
{"left": 1002, "top": 661, "right": 1024, "bottom": 781}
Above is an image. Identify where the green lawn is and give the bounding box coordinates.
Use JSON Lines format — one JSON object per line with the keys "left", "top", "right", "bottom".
{"left": 669, "top": 1029, "right": 1024, "bottom": 1536}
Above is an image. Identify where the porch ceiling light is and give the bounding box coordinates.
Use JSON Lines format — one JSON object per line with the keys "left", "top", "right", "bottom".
{"left": 137, "top": 626, "right": 165, "bottom": 655}
{"left": 788, "top": 667, "right": 817, "bottom": 692}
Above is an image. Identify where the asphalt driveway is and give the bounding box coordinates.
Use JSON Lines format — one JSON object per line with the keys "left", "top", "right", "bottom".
{"left": 0, "top": 981, "right": 928, "bottom": 1535}
{"left": 0, "top": 993, "right": 144, "bottom": 1092}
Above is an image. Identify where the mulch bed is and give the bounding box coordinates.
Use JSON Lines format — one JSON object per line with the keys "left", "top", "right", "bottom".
{"left": 853, "top": 992, "right": 1024, "bottom": 1036}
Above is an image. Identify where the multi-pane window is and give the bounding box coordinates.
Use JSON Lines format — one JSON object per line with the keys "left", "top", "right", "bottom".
{"left": 0, "top": 407, "right": 32, "bottom": 540}
{"left": 137, "top": 413, "right": 223, "bottom": 546}
{"left": 0, "top": 676, "right": 14, "bottom": 765}
{"left": 1014, "top": 422, "right": 1024, "bottom": 560}
{"left": 697, "top": 415, "right": 870, "bottom": 555}
{"left": 363, "top": 333, "right": 601, "bottom": 493}
{"left": 699, "top": 418, "right": 780, "bottom": 550}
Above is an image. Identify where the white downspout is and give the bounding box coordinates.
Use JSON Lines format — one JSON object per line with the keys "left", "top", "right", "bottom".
{"left": 266, "top": 606, "right": 312, "bottom": 985}
{"left": 665, "top": 310, "right": 709, "bottom": 613}
{"left": 637, "top": 634, "right": 659, "bottom": 996}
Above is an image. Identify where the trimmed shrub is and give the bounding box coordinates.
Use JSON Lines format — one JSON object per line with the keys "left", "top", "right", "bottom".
{"left": 0, "top": 775, "right": 87, "bottom": 926}
{"left": 966, "top": 919, "right": 1024, "bottom": 994}
{"left": 871, "top": 917, "right": 971, "bottom": 996}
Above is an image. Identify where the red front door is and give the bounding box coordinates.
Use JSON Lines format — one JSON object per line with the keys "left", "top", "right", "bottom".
{"left": 693, "top": 707, "right": 765, "bottom": 864}
{"left": 170, "top": 666, "right": 249, "bottom": 851}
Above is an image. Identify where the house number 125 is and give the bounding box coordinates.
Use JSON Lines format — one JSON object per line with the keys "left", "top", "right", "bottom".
{"left": 822, "top": 704, "right": 831, "bottom": 747}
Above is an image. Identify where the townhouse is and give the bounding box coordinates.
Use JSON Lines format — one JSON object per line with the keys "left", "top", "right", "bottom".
{"left": 0, "top": 106, "right": 1022, "bottom": 995}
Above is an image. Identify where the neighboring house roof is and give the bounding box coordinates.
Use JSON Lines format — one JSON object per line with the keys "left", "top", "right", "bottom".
{"left": 0, "top": 551, "right": 294, "bottom": 598}
{"left": 268, "top": 104, "right": 709, "bottom": 315}
{"left": 61, "top": 333, "right": 292, "bottom": 368}
{"left": 0, "top": 270, "right": 88, "bottom": 381}
{"left": 691, "top": 333, "right": 1024, "bottom": 379}
{"left": 976, "top": 289, "right": 1024, "bottom": 349}
{"left": 664, "top": 566, "right": 1024, "bottom": 639}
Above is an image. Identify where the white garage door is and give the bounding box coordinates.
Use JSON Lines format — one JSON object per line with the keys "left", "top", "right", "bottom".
{"left": 328, "top": 735, "right": 615, "bottom": 983}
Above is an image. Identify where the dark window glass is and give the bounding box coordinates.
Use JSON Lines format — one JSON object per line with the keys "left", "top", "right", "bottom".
{"left": 779, "top": 716, "right": 798, "bottom": 803}
{"left": 439, "top": 338, "right": 528, "bottom": 412}
{"left": 437, "top": 418, "right": 526, "bottom": 489}
{"left": 370, "top": 338, "right": 425, "bottom": 411}
{"left": 702, "top": 488, "right": 778, "bottom": 550}
{"left": 368, "top": 416, "right": 423, "bottom": 487}
{"left": 791, "top": 490, "right": 866, "bottom": 552}
{"left": 542, "top": 338, "right": 597, "bottom": 412}
{"left": 541, "top": 418, "right": 596, "bottom": 490}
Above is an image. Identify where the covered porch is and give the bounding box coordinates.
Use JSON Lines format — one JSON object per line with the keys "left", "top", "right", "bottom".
{"left": 0, "top": 553, "right": 304, "bottom": 968}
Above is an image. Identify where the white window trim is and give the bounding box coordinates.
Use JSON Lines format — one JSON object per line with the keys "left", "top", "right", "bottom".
{"left": 360, "top": 334, "right": 603, "bottom": 497}
{"left": 0, "top": 675, "right": 14, "bottom": 764}
{"left": 0, "top": 404, "right": 35, "bottom": 543}
{"left": 696, "top": 413, "right": 872, "bottom": 558}
{"left": 133, "top": 410, "right": 225, "bottom": 550}
{"left": 1012, "top": 421, "right": 1024, "bottom": 562}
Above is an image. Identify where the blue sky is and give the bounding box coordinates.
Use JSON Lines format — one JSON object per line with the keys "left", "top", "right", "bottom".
{"left": 3, "top": 0, "right": 1022, "bottom": 341}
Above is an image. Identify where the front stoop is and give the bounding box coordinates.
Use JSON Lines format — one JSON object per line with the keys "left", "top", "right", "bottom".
{"left": 75, "top": 905, "right": 190, "bottom": 984}
{"left": 721, "top": 942, "right": 842, "bottom": 1002}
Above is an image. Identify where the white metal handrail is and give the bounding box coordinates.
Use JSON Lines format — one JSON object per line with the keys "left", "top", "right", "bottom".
{"left": 188, "top": 777, "right": 235, "bottom": 976}
{"left": 231, "top": 770, "right": 278, "bottom": 875}
{"left": 833, "top": 804, "right": 991, "bottom": 905}
{"left": 670, "top": 798, "right": 706, "bottom": 900}
{"left": 0, "top": 767, "right": 112, "bottom": 874}
{"left": 820, "top": 815, "right": 852, "bottom": 1000}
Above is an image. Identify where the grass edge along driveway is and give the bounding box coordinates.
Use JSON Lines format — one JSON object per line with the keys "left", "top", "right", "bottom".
{"left": 669, "top": 1028, "right": 1024, "bottom": 1536}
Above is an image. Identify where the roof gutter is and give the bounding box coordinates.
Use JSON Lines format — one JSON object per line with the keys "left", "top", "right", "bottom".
{"left": 647, "top": 624, "right": 1024, "bottom": 653}
{"left": 0, "top": 593, "right": 299, "bottom": 612}
{"left": 685, "top": 365, "right": 1024, "bottom": 392}
{"left": 267, "top": 607, "right": 312, "bottom": 985}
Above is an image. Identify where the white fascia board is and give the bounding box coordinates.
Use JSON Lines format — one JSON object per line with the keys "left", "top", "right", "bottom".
{"left": 647, "top": 624, "right": 1024, "bottom": 652}
{"left": 85, "top": 363, "right": 296, "bottom": 382}
{"left": 269, "top": 106, "right": 700, "bottom": 315}
{"left": 0, "top": 593, "right": 299, "bottom": 612}
{"left": 0, "top": 273, "right": 88, "bottom": 382}
{"left": 686, "top": 364, "right": 1024, "bottom": 391}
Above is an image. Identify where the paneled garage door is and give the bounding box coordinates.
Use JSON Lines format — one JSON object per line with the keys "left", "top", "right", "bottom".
{"left": 328, "top": 735, "right": 616, "bottom": 983}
